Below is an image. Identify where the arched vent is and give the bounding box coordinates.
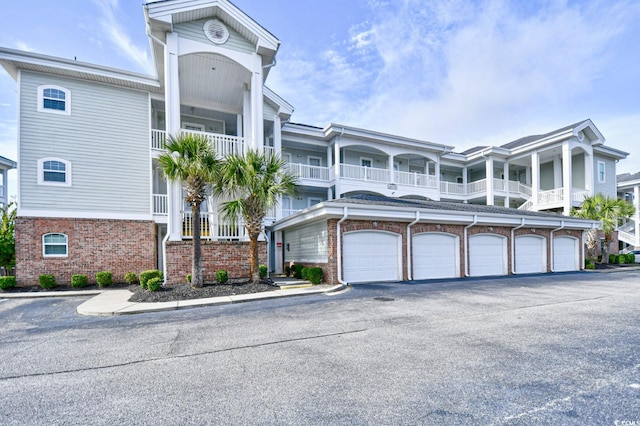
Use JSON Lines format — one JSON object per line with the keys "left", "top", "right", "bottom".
{"left": 203, "top": 19, "right": 230, "bottom": 45}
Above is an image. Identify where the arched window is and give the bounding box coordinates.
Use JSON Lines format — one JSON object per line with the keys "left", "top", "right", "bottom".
{"left": 43, "top": 233, "right": 68, "bottom": 257}
{"left": 37, "top": 85, "right": 71, "bottom": 115}
{"left": 37, "top": 157, "right": 72, "bottom": 186}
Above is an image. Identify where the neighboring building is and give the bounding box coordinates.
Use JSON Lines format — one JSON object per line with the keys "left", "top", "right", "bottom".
{"left": 617, "top": 172, "right": 640, "bottom": 249}
{"left": 0, "top": 0, "right": 627, "bottom": 285}
{"left": 0, "top": 155, "right": 16, "bottom": 208}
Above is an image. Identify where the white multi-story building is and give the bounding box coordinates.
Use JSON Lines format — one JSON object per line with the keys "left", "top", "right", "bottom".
{"left": 0, "top": 155, "right": 16, "bottom": 208}
{"left": 0, "top": 0, "right": 624, "bottom": 285}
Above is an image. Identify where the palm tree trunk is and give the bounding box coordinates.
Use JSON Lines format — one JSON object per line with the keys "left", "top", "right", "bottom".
{"left": 192, "top": 203, "right": 204, "bottom": 288}
{"left": 249, "top": 231, "right": 260, "bottom": 284}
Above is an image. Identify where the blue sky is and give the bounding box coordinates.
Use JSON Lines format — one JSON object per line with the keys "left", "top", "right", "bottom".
{"left": 1, "top": 0, "right": 639, "bottom": 200}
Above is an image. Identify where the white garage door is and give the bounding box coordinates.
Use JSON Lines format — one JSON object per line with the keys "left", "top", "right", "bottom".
{"left": 553, "top": 237, "right": 579, "bottom": 272}
{"left": 515, "top": 235, "right": 546, "bottom": 274}
{"left": 413, "top": 233, "right": 459, "bottom": 279}
{"left": 469, "top": 234, "right": 507, "bottom": 277}
{"left": 343, "top": 231, "right": 401, "bottom": 283}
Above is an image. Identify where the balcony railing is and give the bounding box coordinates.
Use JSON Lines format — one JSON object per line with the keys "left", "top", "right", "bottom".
{"left": 440, "top": 178, "right": 532, "bottom": 198}
{"left": 182, "top": 211, "right": 246, "bottom": 240}
{"left": 340, "top": 164, "right": 390, "bottom": 183}
{"left": 571, "top": 189, "right": 590, "bottom": 203}
{"left": 286, "top": 163, "right": 331, "bottom": 181}
{"left": 395, "top": 170, "right": 437, "bottom": 188}
{"left": 538, "top": 188, "right": 564, "bottom": 206}
{"left": 153, "top": 194, "right": 168, "bottom": 215}
{"left": 282, "top": 208, "right": 302, "bottom": 218}
{"left": 179, "top": 129, "right": 244, "bottom": 157}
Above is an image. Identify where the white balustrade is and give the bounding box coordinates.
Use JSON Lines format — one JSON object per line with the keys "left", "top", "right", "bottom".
{"left": 153, "top": 194, "right": 168, "bottom": 215}
{"left": 286, "top": 163, "right": 330, "bottom": 181}
{"left": 181, "top": 211, "right": 246, "bottom": 240}
{"left": 538, "top": 188, "right": 564, "bottom": 206}
{"left": 151, "top": 129, "right": 166, "bottom": 150}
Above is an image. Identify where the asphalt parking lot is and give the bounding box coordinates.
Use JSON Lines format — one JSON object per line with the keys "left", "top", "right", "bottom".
{"left": 0, "top": 270, "right": 639, "bottom": 425}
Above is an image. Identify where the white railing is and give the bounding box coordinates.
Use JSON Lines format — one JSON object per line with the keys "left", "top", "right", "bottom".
{"left": 467, "top": 179, "right": 487, "bottom": 195}
{"left": 286, "top": 163, "right": 331, "bottom": 181}
{"left": 619, "top": 220, "right": 635, "bottom": 233}
{"left": 571, "top": 188, "right": 590, "bottom": 203}
{"left": 440, "top": 181, "right": 465, "bottom": 195}
{"left": 0, "top": 185, "right": 4, "bottom": 197}
{"left": 179, "top": 129, "right": 245, "bottom": 157}
{"left": 153, "top": 194, "right": 168, "bottom": 215}
{"left": 618, "top": 228, "right": 639, "bottom": 247}
{"left": 340, "top": 164, "right": 390, "bottom": 183}
{"left": 512, "top": 181, "right": 532, "bottom": 197}
{"left": 282, "top": 209, "right": 302, "bottom": 218}
{"left": 151, "top": 129, "right": 166, "bottom": 150}
{"left": 395, "top": 171, "right": 438, "bottom": 188}
{"left": 518, "top": 199, "right": 534, "bottom": 211}
{"left": 493, "top": 178, "right": 505, "bottom": 192}
{"left": 182, "top": 211, "right": 246, "bottom": 240}
{"left": 538, "top": 188, "right": 564, "bottom": 206}
{"left": 264, "top": 146, "right": 276, "bottom": 156}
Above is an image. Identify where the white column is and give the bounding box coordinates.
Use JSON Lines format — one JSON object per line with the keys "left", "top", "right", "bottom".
{"left": 165, "top": 32, "right": 183, "bottom": 241}
{"left": 584, "top": 151, "right": 594, "bottom": 194}
{"left": 553, "top": 156, "right": 562, "bottom": 189}
{"left": 242, "top": 87, "right": 251, "bottom": 152}
{"left": 486, "top": 156, "right": 494, "bottom": 206}
{"left": 389, "top": 154, "right": 395, "bottom": 183}
{"left": 531, "top": 151, "right": 539, "bottom": 211}
{"left": 504, "top": 161, "right": 510, "bottom": 207}
{"left": 236, "top": 114, "right": 243, "bottom": 138}
{"left": 462, "top": 166, "right": 468, "bottom": 203}
{"left": 250, "top": 65, "right": 264, "bottom": 151}
{"left": 435, "top": 157, "right": 441, "bottom": 189}
{"left": 327, "top": 145, "right": 334, "bottom": 200}
{"left": 334, "top": 140, "right": 341, "bottom": 198}
{"left": 562, "top": 142, "right": 572, "bottom": 215}
{"left": 273, "top": 115, "right": 281, "bottom": 154}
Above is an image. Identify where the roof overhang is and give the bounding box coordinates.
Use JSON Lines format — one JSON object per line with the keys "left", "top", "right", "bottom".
{"left": 264, "top": 86, "right": 294, "bottom": 121}
{"left": 0, "top": 47, "right": 160, "bottom": 92}
{"left": 593, "top": 145, "right": 629, "bottom": 161}
{"left": 0, "top": 156, "right": 16, "bottom": 170}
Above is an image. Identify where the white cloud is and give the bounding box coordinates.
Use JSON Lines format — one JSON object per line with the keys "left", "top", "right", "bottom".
{"left": 14, "top": 41, "right": 36, "bottom": 53}
{"left": 93, "top": 0, "right": 155, "bottom": 75}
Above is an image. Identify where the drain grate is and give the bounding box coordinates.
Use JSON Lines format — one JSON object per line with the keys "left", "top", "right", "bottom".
{"left": 374, "top": 297, "right": 395, "bottom": 302}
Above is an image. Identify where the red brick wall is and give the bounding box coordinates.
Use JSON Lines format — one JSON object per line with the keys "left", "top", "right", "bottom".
{"left": 165, "top": 240, "right": 266, "bottom": 284}
{"left": 15, "top": 217, "right": 156, "bottom": 285}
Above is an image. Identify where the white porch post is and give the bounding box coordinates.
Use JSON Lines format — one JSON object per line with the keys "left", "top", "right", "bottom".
{"left": 584, "top": 151, "right": 594, "bottom": 195}
{"left": 553, "top": 156, "right": 562, "bottom": 189}
{"left": 249, "top": 63, "right": 264, "bottom": 151}
{"left": 504, "top": 161, "right": 510, "bottom": 207}
{"left": 562, "top": 142, "right": 572, "bottom": 215}
{"left": 236, "top": 114, "right": 243, "bottom": 138}
{"left": 334, "top": 140, "right": 341, "bottom": 198}
{"left": 486, "top": 156, "right": 494, "bottom": 206}
{"left": 435, "top": 158, "right": 441, "bottom": 190}
{"left": 531, "top": 151, "right": 539, "bottom": 211}
{"left": 389, "top": 154, "right": 395, "bottom": 183}
{"left": 242, "top": 87, "right": 251, "bottom": 152}
{"left": 165, "top": 32, "right": 183, "bottom": 242}
{"left": 273, "top": 115, "right": 282, "bottom": 219}
{"left": 327, "top": 145, "right": 334, "bottom": 200}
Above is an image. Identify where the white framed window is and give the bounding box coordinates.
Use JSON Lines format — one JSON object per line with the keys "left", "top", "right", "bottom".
{"left": 37, "top": 85, "right": 71, "bottom": 115}
{"left": 43, "top": 233, "right": 68, "bottom": 257}
{"left": 598, "top": 161, "right": 606, "bottom": 183}
{"left": 308, "top": 197, "right": 323, "bottom": 207}
{"left": 38, "top": 158, "right": 72, "bottom": 186}
{"left": 182, "top": 122, "right": 205, "bottom": 132}
{"left": 360, "top": 157, "right": 373, "bottom": 168}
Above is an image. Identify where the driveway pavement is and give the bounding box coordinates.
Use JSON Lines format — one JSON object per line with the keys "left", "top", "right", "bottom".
{"left": 0, "top": 270, "right": 639, "bottom": 424}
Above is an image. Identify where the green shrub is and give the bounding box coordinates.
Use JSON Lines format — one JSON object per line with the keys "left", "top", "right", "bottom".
{"left": 258, "top": 264, "right": 268, "bottom": 279}
{"left": 626, "top": 253, "right": 636, "bottom": 264}
{"left": 71, "top": 274, "right": 88, "bottom": 288}
{"left": 301, "top": 267, "right": 309, "bottom": 280}
{"left": 125, "top": 272, "right": 138, "bottom": 284}
{"left": 292, "top": 264, "right": 304, "bottom": 279}
{"left": 216, "top": 269, "right": 228, "bottom": 284}
{"left": 139, "top": 269, "right": 163, "bottom": 289}
{"left": 307, "top": 267, "right": 323, "bottom": 284}
{"left": 585, "top": 259, "right": 595, "bottom": 270}
{"left": 597, "top": 255, "right": 602, "bottom": 262}
{"left": 609, "top": 254, "right": 618, "bottom": 264}
{"left": 39, "top": 274, "right": 56, "bottom": 289}
{"left": 0, "top": 276, "right": 17, "bottom": 290}
{"left": 186, "top": 273, "right": 192, "bottom": 283}
{"left": 147, "top": 277, "right": 162, "bottom": 292}
{"left": 617, "top": 254, "right": 626, "bottom": 264}
{"left": 284, "top": 265, "right": 291, "bottom": 277}
{"left": 96, "top": 271, "right": 112, "bottom": 287}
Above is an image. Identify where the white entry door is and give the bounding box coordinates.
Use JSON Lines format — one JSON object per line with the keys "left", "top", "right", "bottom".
{"left": 469, "top": 234, "right": 508, "bottom": 277}
{"left": 412, "top": 233, "right": 460, "bottom": 279}
{"left": 553, "top": 237, "right": 579, "bottom": 272}
{"left": 343, "top": 231, "right": 401, "bottom": 283}
{"left": 515, "top": 235, "right": 547, "bottom": 274}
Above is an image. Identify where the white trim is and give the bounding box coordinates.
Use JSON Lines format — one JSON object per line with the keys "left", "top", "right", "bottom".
{"left": 42, "top": 233, "right": 68, "bottom": 258}
{"left": 37, "top": 84, "right": 71, "bottom": 115}
{"left": 182, "top": 121, "right": 205, "bottom": 131}
{"left": 16, "top": 70, "right": 21, "bottom": 209}
{"left": 18, "top": 209, "right": 153, "bottom": 221}
{"left": 37, "top": 157, "right": 72, "bottom": 187}
{"left": 307, "top": 155, "right": 322, "bottom": 167}
{"left": 360, "top": 157, "right": 373, "bottom": 167}
{"left": 308, "top": 197, "right": 322, "bottom": 207}
{"left": 597, "top": 161, "right": 606, "bottom": 183}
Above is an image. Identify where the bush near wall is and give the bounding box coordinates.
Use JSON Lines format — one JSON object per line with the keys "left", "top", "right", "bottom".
{"left": 39, "top": 274, "right": 56, "bottom": 289}
{"left": 96, "top": 271, "right": 113, "bottom": 287}
{"left": 71, "top": 274, "right": 88, "bottom": 288}
{"left": 0, "top": 276, "right": 17, "bottom": 290}
{"left": 140, "top": 270, "right": 163, "bottom": 289}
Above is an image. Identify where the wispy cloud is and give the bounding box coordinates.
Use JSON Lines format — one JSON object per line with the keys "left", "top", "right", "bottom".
{"left": 93, "top": 0, "right": 155, "bottom": 75}
{"left": 14, "top": 41, "right": 36, "bottom": 53}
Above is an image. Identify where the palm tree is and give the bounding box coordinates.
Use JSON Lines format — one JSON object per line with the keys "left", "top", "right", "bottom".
{"left": 571, "top": 194, "right": 635, "bottom": 263}
{"left": 214, "top": 149, "right": 298, "bottom": 283}
{"left": 157, "top": 134, "right": 220, "bottom": 288}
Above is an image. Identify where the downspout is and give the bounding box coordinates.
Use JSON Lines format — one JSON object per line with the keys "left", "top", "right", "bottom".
{"left": 511, "top": 218, "right": 526, "bottom": 274}
{"left": 406, "top": 211, "right": 420, "bottom": 280}
{"left": 262, "top": 58, "right": 277, "bottom": 70}
{"left": 162, "top": 230, "right": 170, "bottom": 286}
{"left": 550, "top": 220, "right": 565, "bottom": 272}
{"left": 464, "top": 215, "right": 478, "bottom": 277}
{"left": 336, "top": 207, "right": 349, "bottom": 285}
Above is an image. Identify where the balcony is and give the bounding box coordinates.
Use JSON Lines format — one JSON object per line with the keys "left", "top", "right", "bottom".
{"left": 153, "top": 194, "right": 168, "bottom": 215}
{"left": 151, "top": 129, "right": 247, "bottom": 157}
{"left": 518, "top": 187, "right": 591, "bottom": 211}
{"left": 181, "top": 211, "right": 246, "bottom": 240}
{"left": 286, "top": 163, "right": 332, "bottom": 182}
{"left": 440, "top": 178, "right": 531, "bottom": 199}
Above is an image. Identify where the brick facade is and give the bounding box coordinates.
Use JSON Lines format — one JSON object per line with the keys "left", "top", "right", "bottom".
{"left": 15, "top": 217, "right": 157, "bottom": 285}
{"left": 165, "top": 240, "right": 267, "bottom": 284}
{"left": 307, "top": 219, "right": 585, "bottom": 285}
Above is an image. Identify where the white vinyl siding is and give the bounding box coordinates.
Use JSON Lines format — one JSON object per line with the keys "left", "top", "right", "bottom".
{"left": 593, "top": 156, "right": 616, "bottom": 197}
{"left": 283, "top": 221, "right": 328, "bottom": 263}
{"left": 19, "top": 72, "right": 150, "bottom": 215}
{"left": 174, "top": 19, "right": 254, "bottom": 54}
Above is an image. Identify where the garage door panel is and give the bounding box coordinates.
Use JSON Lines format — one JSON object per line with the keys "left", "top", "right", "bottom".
{"left": 516, "top": 236, "right": 546, "bottom": 274}
{"left": 344, "top": 231, "right": 401, "bottom": 283}
{"left": 554, "top": 237, "right": 579, "bottom": 272}
{"left": 469, "top": 234, "right": 507, "bottom": 277}
{"left": 413, "top": 233, "right": 459, "bottom": 279}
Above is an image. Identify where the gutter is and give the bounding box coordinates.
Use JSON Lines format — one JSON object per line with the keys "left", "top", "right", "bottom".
{"left": 463, "top": 215, "right": 478, "bottom": 277}
{"left": 550, "top": 220, "right": 565, "bottom": 272}
{"left": 406, "top": 211, "right": 420, "bottom": 280}
{"left": 162, "top": 229, "right": 170, "bottom": 286}
{"left": 336, "top": 207, "right": 349, "bottom": 285}
{"left": 511, "top": 218, "right": 526, "bottom": 274}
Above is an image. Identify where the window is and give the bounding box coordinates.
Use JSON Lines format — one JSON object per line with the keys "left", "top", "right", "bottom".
{"left": 37, "top": 85, "right": 70, "bottom": 115}
{"left": 38, "top": 158, "right": 71, "bottom": 186}
{"left": 598, "top": 161, "right": 606, "bottom": 183}
{"left": 43, "top": 233, "right": 68, "bottom": 257}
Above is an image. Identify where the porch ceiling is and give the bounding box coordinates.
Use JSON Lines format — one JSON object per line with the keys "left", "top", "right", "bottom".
{"left": 179, "top": 53, "right": 250, "bottom": 113}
